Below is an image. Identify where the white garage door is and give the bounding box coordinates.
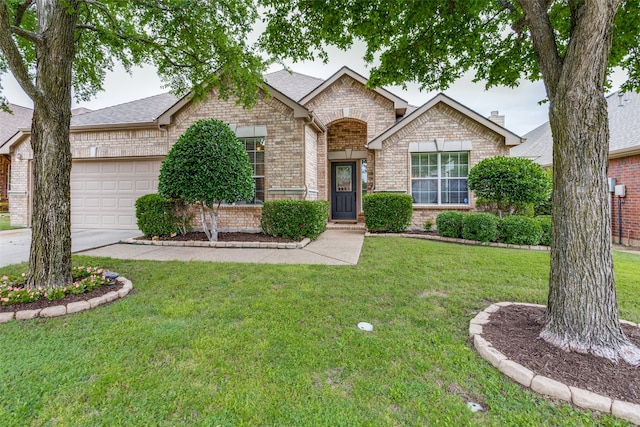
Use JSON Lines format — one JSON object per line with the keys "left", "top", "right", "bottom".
{"left": 71, "top": 159, "right": 162, "bottom": 229}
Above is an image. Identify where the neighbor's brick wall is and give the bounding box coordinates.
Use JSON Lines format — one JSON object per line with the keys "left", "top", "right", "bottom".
{"left": 0, "top": 155, "right": 9, "bottom": 201}
{"left": 374, "top": 102, "right": 509, "bottom": 228}
{"left": 609, "top": 154, "right": 640, "bottom": 247}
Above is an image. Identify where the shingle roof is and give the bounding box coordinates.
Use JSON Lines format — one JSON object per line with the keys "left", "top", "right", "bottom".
{"left": 70, "top": 92, "right": 178, "bottom": 128}
{"left": 263, "top": 69, "right": 325, "bottom": 101}
{"left": 0, "top": 104, "right": 33, "bottom": 145}
{"left": 512, "top": 91, "right": 640, "bottom": 165}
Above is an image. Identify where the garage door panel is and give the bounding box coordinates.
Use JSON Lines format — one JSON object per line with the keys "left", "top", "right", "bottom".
{"left": 71, "top": 159, "right": 162, "bottom": 229}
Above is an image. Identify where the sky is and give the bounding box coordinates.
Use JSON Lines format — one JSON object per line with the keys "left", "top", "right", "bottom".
{"left": 1, "top": 41, "right": 628, "bottom": 136}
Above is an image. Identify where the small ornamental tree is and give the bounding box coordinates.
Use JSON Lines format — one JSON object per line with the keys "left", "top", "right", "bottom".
{"left": 468, "top": 156, "right": 551, "bottom": 217}
{"left": 158, "top": 119, "right": 254, "bottom": 241}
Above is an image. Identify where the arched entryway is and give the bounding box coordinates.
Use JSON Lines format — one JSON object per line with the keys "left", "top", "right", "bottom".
{"left": 326, "top": 119, "right": 369, "bottom": 222}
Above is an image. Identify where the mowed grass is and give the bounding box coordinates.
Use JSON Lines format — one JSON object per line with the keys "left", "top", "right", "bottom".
{"left": 0, "top": 214, "right": 21, "bottom": 231}
{"left": 1, "top": 238, "right": 639, "bottom": 426}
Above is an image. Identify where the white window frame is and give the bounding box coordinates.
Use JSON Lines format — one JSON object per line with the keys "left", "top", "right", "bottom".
{"left": 411, "top": 151, "right": 470, "bottom": 206}
{"left": 238, "top": 136, "right": 265, "bottom": 205}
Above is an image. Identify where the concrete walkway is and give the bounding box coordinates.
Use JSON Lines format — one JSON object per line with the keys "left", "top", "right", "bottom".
{"left": 78, "top": 229, "right": 365, "bottom": 265}
{"left": 0, "top": 228, "right": 142, "bottom": 267}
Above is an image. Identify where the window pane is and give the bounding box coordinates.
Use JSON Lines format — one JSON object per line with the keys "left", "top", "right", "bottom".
{"left": 239, "top": 137, "right": 265, "bottom": 204}
{"left": 441, "top": 178, "right": 468, "bottom": 204}
{"left": 411, "top": 179, "right": 437, "bottom": 204}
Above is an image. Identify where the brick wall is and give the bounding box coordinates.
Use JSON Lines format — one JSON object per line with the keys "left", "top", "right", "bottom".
{"left": 374, "top": 102, "right": 509, "bottom": 228}
{"left": 609, "top": 154, "right": 640, "bottom": 247}
{"left": 169, "top": 89, "right": 308, "bottom": 195}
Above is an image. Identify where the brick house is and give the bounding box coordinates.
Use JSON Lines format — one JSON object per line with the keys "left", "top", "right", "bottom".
{"left": 511, "top": 91, "right": 640, "bottom": 247}
{"left": 0, "top": 67, "right": 522, "bottom": 230}
{"left": 0, "top": 104, "right": 33, "bottom": 209}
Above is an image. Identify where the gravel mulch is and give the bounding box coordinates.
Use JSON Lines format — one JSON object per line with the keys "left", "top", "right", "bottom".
{"left": 482, "top": 304, "right": 640, "bottom": 404}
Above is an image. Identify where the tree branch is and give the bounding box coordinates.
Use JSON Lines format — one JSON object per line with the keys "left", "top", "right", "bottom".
{"left": 515, "top": 0, "right": 563, "bottom": 97}
{"left": 10, "top": 24, "right": 42, "bottom": 44}
{"left": 13, "top": 0, "right": 33, "bottom": 26}
{"left": 0, "top": 1, "right": 42, "bottom": 102}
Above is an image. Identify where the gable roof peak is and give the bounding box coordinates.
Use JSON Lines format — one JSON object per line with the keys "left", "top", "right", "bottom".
{"left": 368, "top": 92, "right": 522, "bottom": 150}
{"left": 299, "top": 66, "right": 408, "bottom": 114}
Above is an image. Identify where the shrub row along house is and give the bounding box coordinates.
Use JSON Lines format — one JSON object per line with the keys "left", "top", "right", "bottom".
{"left": 512, "top": 91, "right": 640, "bottom": 247}
{"left": 0, "top": 66, "right": 523, "bottom": 231}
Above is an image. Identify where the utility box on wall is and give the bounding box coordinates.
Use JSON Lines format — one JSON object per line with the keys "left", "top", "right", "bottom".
{"left": 608, "top": 177, "right": 617, "bottom": 192}
{"left": 614, "top": 185, "right": 626, "bottom": 197}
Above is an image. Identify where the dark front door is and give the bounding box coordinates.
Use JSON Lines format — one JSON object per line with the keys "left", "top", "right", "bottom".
{"left": 331, "top": 161, "right": 357, "bottom": 220}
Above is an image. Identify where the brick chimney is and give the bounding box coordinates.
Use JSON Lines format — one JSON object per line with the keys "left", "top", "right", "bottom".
{"left": 489, "top": 110, "right": 505, "bottom": 127}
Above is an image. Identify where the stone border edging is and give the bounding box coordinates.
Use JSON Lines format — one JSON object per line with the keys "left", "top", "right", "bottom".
{"left": 0, "top": 276, "right": 133, "bottom": 323}
{"left": 470, "top": 302, "right": 640, "bottom": 424}
{"left": 366, "top": 232, "right": 550, "bottom": 251}
{"left": 122, "top": 237, "right": 311, "bottom": 249}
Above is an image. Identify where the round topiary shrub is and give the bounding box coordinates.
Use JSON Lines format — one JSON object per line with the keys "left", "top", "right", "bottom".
{"left": 497, "top": 215, "right": 543, "bottom": 245}
{"left": 158, "top": 119, "right": 254, "bottom": 241}
{"left": 436, "top": 211, "right": 465, "bottom": 238}
{"left": 535, "top": 215, "right": 552, "bottom": 246}
{"left": 462, "top": 213, "right": 499, "bottom": 242}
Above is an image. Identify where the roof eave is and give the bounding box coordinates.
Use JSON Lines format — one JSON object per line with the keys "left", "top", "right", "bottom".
{"left": 609, "top": 146, "right": 640, "bottom": 159}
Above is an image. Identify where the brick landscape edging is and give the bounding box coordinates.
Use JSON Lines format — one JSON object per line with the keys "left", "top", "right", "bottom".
{"left": 122, "top": 237, "right": 311, "bottom": 249}
{"left": 470, "top": 302, "right": 640, "bottom": 424}
{"left": 0, "top": 276, "right": 133, "bottom": 323}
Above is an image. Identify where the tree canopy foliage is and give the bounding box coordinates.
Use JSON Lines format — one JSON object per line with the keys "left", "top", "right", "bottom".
{"left": 0, "top": 0, "right": 267, "bottom": 111}
{"left": 259, "top": 0, "right": 639, "bottom": 93}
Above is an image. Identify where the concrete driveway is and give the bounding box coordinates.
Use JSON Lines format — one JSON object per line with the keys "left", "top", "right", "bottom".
{"left": 0, "top": 228, "right": 142, "bottom": 267}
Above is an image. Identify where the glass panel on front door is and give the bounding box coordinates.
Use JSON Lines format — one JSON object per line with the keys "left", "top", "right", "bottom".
{"left": 336, "top": 165, "right": 353, "bottom": 192}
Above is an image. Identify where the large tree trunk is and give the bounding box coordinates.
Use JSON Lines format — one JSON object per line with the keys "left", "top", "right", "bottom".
{"left": 26, "top": 1, "right": 79, "bottom": 288}
{"left": 518, "top": 0, "right": 640, "bottom": 365}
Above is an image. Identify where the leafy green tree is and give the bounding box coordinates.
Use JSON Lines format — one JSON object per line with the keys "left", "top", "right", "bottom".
{"left": 158, "top": 119, "right": 254, "bottom": 242}
{"left": 468, "top": 156, "right": 551, "bottom": 217}
{"left": 0, "top": 0, "right": 265, "bottom": 288}
{"left": 259, "top": 0, "right": 640, "bottom": 364}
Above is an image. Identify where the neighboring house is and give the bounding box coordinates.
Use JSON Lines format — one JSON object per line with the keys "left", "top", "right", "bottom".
{"left": 0, "top": 66, "right": 522, "bottom": 230}
{"left": 512, "top": 91, "right": 640, "bottom": 247}
{"left": 0, "top": 104, "right": 33, "bottom": 207}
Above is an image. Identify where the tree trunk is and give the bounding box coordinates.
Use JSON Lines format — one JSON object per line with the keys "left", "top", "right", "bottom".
{"left": 525, "top": 0, "right": 640, "bottom": 365}
{"left": 26, "top": 1, "right": 79, "bottom": 288}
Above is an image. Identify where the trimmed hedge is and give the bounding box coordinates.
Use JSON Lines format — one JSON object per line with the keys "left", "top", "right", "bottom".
{"left": 362, "top": 193, "right": 413, "bottom": 233}
{"left": 462, "top": 213, "right": 499, "bottom": 242}
{"left": 497, "top": 215, "right": 543, "bottom": 246}
{"left": 535, "top": 215, "right": 552, "bottom": 246}
{"left": 260, "top": 200, "right": 329, "bottom": 240}
{"left": 436, "top": 211, "right": 465, "bottom": 238}
{"left": 135, "top": 194, "right": 179, "bottom": 238}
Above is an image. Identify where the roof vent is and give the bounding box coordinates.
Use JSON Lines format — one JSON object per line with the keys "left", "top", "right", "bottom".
{"left": 618, "top": 93, "right": 624, "bottom": 107}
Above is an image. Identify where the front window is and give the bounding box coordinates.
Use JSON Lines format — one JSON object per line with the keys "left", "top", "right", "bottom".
{"left": 240, "top": 137, "right": 265, "bottom": 204}
{"left": 411, "top": 152, "right": 469, "bottom": 205}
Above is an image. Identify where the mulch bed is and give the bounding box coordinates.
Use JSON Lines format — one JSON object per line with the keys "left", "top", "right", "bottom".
{"left": 482, "top": 304, "right": 640, "bottom": 404}
{"left": 0, "top": 282, "right": 122, "bottom": 313}
{"left": 135, "top": 231, "right": 297, "bottom": 243}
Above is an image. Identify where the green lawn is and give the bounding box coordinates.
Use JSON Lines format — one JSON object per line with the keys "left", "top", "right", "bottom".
{"left": 1, "top": 238, "right": 638, "bottom": 426}
{"left": 0, "top": 214, "right": 21, "bottom": 231}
